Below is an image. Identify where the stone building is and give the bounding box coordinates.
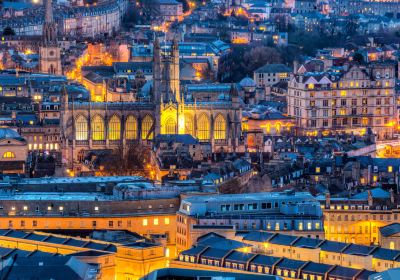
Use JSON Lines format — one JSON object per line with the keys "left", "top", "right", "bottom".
{"left": 60, "top": 38, "right": 242, "bottom": 168}
{"left": 0, "top": 128, "right": 28, "bottom": 174}
{"left": 287, "top": 62, "right": 396, "bottom": 139}
{"left": 39, "top": 0, "right": 62, "bottom": 75}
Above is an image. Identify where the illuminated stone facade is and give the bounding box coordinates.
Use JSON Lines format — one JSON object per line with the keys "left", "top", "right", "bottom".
{"left": 287, "top": 63, "right": 396, "bottom": 138}
{"left": 60, "top": 38, "right": 242, "bottom": 167}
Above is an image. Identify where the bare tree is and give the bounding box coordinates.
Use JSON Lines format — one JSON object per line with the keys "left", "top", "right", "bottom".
{"left": 100, "top": 143, "right": 152, "bottom": 177}
{"left": 241, "top": 46, "right": 281, "bottom": 74}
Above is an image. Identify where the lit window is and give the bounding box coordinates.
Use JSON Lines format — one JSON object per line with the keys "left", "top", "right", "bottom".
{"left": 11, "top": 206, "right": 15, "bottom": 211}
{"left": 340, "top": 90, "right": 346, "bottom": 96}
{"left": 373, "top": 175, "right": 378, "bottom": 182}
{"left": 197, "top": 113, "right": 210, "bottom": 140}
{"left": 316, "top": 167, "right": 320, "bottom": 173}
{"left": 388, "top": 166, "right": 393, "bottom": 173}
{"left": 59, "top": 206, "right": 64, "bottom": 211}
{"left": 141, "top": 115, "right": 154, "bottom": 140}
{"left": 164, "top": 217, "right": 170, "bottom": 225}
{"left": 47, "top": 206, "right": 52, "bottom": 211}
{"left": 94, "top": 206, "right": 99, "bottom": 211}
{"left": 308, "top": 84, "right": 314, "bottom": 89}
{"left": 154, "top": 218, "right": 159, "bottom": 225}
{"left": 91, "top": 115, "right": 105, "bottom": 140}
{"left": 2, "top": 151, "right": 15, "bottom": 158}
{"left": 307, "top": 222, "right": 312, "bottom": 230}
{"left": 23, "top": 206, "right": 28, "bottom": 211}
{"left": 143, "top": 219, "right": 148, "bottom": 226}
{"left": 108, "top": 115, "right": 121, "bottom": 140}
{"left": 125, "top": 116, "right": 138, "bottom": 139}
{"left": 75, "top": 115, "right": 88, "bottom": 140}
{"left": 214, "top": 114, "right": 226, "bottom": 140}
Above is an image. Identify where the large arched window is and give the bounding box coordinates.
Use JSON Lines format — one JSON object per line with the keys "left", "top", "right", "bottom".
{"left": 75, "top": 115, "right": 88, "bottom": 140}
{"left": 214, "top": 114, "right": 227, "bottom": 140}
{"left": 91, "top": 115, "right": 105, "bottom": 140}
{"left": 108, "top": 115, "right": 121, "bottom": 140}
{"left": 164, "top": 117, "right": 177, "bottom": 134}
{"left": 125, "top": 116, "right": 138, "bottom": 139}
{"left": 197, "top": 113, "right": 210, "bottom": 141}
{"left": 185, "top": 113, "right": 194, "bottom": 136}
{"left": 2, "top": 151, "right": 15, "bottom": 158}
{"left": 141, "top": 115, "right": 154, "bottom": 140}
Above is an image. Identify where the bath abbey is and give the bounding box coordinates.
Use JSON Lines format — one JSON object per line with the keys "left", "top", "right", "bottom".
{"left": 60, "top": 38, "right": 243, "bottom": 165}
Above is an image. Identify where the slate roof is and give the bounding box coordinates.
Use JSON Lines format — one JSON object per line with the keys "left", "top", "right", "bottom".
{"left": 301, "top": 262, "right": 333, "bottom": 274}
{"left": 379, "top": 223, "right": 400, "bottom": 237}
{"left": 275, "top": 258, "right": 305, "bottom": 270}
{"left": 268, "top": 234, "right": 298, "bottom": 246}
{"left": 292, "top": 237, "right": 322, "bottom": 249}
{"left": 372, "top": 248, "right": 400, "bottom": 261}
{"left": 201, "top": 247, "right": 231, "bottom": 259}
{"left": 225, "top": 251, "right": 256, "bottom": 263}
{"left": 352, "top": 187, "right": 390, "bottom": 200}
{"left": 242, "top": 231, "right": 275, "bottom": 242}
{"left": 155, "top": 134, "right": 199, "bottom": 145}
{"left": 181, "top": 245, "right": 208, "bottom": 256}
{"left": 319, "top": 240, "right": 348, "bottom": 253}
{"left": 343, "top": 244, "right": 375, "bottom": 256}
{"left": 251, "top": 254, "right": 280, "bottom": 267}
{"left": 254, "top": 63, "right": 292, "bottom": 74}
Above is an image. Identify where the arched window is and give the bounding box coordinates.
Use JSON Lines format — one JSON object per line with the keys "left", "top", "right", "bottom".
{"left": 185, "top": 113, "right": 194, "bottom": 136}
{"left": 91, "top": 115, "right": 105, "bottom": 140}
{"left": 125, "top": 116, "right": 138, "bottom": 139}
{"left": 276, "top": 123, "right": 281, "bottom": 133}
{"left": 75, "top": 115, "right": 88, "bottom": 140}
{"left": 142, "top": 115, "right": 154, "bottom": 140}
{"left": 2, "top": 151, "right": 15, "bottom": 158}
{"left": 108, "top": 115, "right": 121, "bottom": 140}
{"left": 164, "top": 117, "right": 176, "bottom": 134}
{"left": 197, "top": 113, "right": 210, "bottom": 141}
{"left": 214, "top": 114, "right": 226, "bottom": 140}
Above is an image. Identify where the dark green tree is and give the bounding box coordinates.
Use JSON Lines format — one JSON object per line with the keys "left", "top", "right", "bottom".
{"left": 353, "top": 52, "right": 364, "bottom": 64}
{"left": 3, "top": 26, "right": 15, "bottom": 36}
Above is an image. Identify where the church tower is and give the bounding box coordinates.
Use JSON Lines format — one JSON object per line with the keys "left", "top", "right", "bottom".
{"left": 153, "top": 35, "right": 183, "bottom": 135}
{"left": 39, "top": 0, "right": 62, "bottom": 75}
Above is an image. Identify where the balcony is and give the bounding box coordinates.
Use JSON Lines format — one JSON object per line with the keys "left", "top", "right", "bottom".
{"left": 92, "top": 140, "right": 106, "bottom": 146}
{"left": 76, "top": 140, "right": 89, "bottom": 146}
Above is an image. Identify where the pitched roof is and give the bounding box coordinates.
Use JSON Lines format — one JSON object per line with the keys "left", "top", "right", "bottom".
{"left": 254, "top": 63, "right": 292, "bottom": 74}
{"left": 379, "top": 223, "right": 400, "bottom": 237}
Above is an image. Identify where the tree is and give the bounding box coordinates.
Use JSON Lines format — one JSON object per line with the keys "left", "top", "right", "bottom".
{"left": 353, "top": 52, "right": 364, "bottom": 64}
{"left": 176, "top": 0, "right": 189, "bottom": 13}
{"left": 99, "top": 143, "right": 152, "bottom": 177}
{"left": 3, "top": 27, "right": 15, "bottom": 36}
{"left": 123, "top": 3, "right": 142, "bottom": 26}
{"left": 241, "top": 46, "right": 282, "bottom": 75}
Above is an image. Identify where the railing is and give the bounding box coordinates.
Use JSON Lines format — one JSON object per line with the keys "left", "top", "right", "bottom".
{"left": 76, "top": 140, "right": 89, "bottom": 146}
{"left": 92, "top": 140, "right": 106, "bottom": 145}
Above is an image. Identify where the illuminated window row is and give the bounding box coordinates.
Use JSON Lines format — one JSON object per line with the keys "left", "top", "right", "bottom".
{"left": 142, "top": 217, "right": 170, "bottom": 226}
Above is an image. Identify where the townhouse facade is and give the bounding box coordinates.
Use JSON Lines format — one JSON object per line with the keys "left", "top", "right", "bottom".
{"left": 287, "top": 63, "right": 396, "bottom": 138}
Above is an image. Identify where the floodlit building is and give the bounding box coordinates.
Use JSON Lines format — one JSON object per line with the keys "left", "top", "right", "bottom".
{"left": 0, "top": 128, "right": 28, "bottom": 174}
{"left": 176, "top": 191, "right": 324, "bottom": 252}
{"left": 287, "top": 62, "right": 396, "bottom": 138}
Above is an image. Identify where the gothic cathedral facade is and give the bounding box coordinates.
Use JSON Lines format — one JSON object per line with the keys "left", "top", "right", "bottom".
{"left": 60, "top": 38, "right": 242, "bottom": 166}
